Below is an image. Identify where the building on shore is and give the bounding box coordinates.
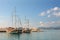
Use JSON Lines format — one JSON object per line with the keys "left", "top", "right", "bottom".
{"left": 31, "top": 27, "right": 41, "bottom": 32}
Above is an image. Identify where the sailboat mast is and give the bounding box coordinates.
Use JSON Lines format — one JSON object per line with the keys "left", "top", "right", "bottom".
{"left": 25, "top": 16, "right": 29, "bottom": 28}
{"left": 19, "top": 17, "right": 22, "bottom": 27}
{"left": 12, "top": 7, "right": 16, "bottom": 28}
{"left": 27, "top": 19, "right": 29, "bottom": 27}
{"left": 14, "top": 7, "right": 16, "bottom": 28}
{"left": 17, "top": 16, "right": 22, "bottom": 27}
{"left": 12, "top": 12, "right": 13, "bottom": 27}
{"left": 25, "top": 16, "right": 27, "bottom": 28}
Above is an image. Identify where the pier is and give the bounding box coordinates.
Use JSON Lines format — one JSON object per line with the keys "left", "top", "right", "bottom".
{"left": 0, "top": 27, "right": 41, "bottom": 33}
{"left": 0, "top": 28, "right": 6, "bottom": 32}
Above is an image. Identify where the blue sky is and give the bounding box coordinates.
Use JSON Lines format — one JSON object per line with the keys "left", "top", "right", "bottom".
{"left": 0, "top": 0, "right": 60, "bottom": 27}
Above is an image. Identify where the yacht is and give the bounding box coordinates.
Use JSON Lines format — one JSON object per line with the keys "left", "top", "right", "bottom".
{"left": 6, "top": 8, "right": 22, "bottom": 34}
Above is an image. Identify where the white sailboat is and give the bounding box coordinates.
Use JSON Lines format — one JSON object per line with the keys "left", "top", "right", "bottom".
{"left": 6, "top": 8, "right": 22, "bottom": 34}
{"left": 22, "top": 17, "right": 31, "bottom": 33}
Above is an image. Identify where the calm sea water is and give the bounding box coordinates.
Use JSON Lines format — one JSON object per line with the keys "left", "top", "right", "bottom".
{"left": 0, "top": 30, "right": 60, "bottom": 40}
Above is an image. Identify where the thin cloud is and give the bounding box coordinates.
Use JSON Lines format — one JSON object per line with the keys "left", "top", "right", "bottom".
{"left": 39, "top": 12, "right": 45, "bottom": 16}
{"left": 39, "top": 7, "right": 60, "bottom": 27}
{"left": 53, "top": 12, "right": 60, "bottom": 17}
{"left": 40, "top": 21, "right": 46, "bottom": 27}
{"left": 39, "top": 7, "right": 60, "bottom": 17}
{"left": 53, "top": 7, "right": 59, "bottom": 11}
{"left": 47, "top": 10, "right": 51, "bottom": 14}
{"left": 48, "top": 15, "right": 51, "bottom": 17}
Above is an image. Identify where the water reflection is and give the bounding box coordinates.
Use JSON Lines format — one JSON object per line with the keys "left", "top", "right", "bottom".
{"left": 7, "top": 33, "right": 21, "bottom": 40}
{"left": 6, "top": 33, "right": 31, "bottom": 40}
{"left": 1, "top": 30, "right": 60, "bottom": 40}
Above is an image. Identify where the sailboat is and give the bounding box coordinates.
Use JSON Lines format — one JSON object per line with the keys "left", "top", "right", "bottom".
{"left": 22, "top": 17, "right": 31, "bottom": 33}
{"left": 6, "top": 8, "right": 22, "bottom": 34}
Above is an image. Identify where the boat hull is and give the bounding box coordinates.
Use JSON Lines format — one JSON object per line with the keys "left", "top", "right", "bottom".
{"left": 6, "top": 27, "right": 22, "bottom": 34}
